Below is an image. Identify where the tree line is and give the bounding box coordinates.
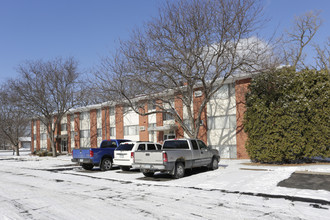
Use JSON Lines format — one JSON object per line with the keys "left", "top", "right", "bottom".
{"left": 0, "top": 0, "right": 329, "bottom": 158}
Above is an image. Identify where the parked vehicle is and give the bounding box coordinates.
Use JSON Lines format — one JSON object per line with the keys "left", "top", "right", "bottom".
{"left": 113, "top": 141, "right": 162, "bottom": 171}
{"left": 71, "top": 139, "right": 130, "bottom": 171}
{"left": 132, "top": 139, "right": 220, "bottom": 178}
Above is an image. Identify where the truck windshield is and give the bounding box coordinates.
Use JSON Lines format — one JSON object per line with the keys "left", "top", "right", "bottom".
{"left": 163, "top": 140, "right": 189, "bottom": 149}
{"left": 116, "top": 144, "right": 134, "bottom": 151}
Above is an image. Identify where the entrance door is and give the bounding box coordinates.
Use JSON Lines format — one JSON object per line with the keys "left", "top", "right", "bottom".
{"left": 61, "top": 139, "right": 68, "bottom": 153}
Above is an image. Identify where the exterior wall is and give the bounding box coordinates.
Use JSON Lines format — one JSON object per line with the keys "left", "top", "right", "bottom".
{"left": 97, "top": 109, "right": 102, "bottom": 147}
{"left": 175, "top": 95, "right": 184, "bottom": 139}
{"left": 36, "top": 120, "right": 40, "bottom": 151}
{"left": 115, "top": 105, "right": 124, "bottom": 139}
{"left": 67, "top": 115, "right": 72, "bottom": 153}
{"left": 156, "top": 100, "right": 164, "bottom": 143}
{"left": 235, "top": 78, "right": 250, "bottom": 159}
{"left": 74, "top": 112, "right": 80, "bottom": 149}
{"left": 90, "top": 109, "right": 97, "bottom": 148}
{"left": 139, "top": 103, "right": 149, "bottom": 141}
{"left": 31, "top": 121, "right": 34, "bottom": 152}
{"left": 123, "top": 108, "right": 139, "bottom": 141}
{"left": 31, "top": 77, "right": 251, "bottom": 158}
{"left": 193, "top": 90, "right": 207, "bottom": 144}
{"left": 207, "top": 83, "right": 237, "bottom": 158}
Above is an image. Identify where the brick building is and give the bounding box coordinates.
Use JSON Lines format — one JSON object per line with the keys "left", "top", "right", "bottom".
{"left": 31, "top": 77, "right": 250, "bottom": 159}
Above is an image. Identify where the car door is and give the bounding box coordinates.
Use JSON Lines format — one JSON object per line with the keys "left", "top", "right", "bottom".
{"left": 191, "top": 140, "right": 201, "bottom": 167}
{"left": 197, "top": 140, "right": 212, "bottom": 166}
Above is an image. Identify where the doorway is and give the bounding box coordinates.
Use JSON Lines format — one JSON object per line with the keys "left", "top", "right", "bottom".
{"left": 61, "top": 139, "right": 68, "bottom": 153}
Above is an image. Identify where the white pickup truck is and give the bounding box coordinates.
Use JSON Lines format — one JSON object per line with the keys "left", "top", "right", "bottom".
{"left": 132, "top": 139, "right": 220, "bottom": 178}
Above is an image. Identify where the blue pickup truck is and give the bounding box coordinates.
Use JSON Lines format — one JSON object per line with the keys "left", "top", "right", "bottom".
{"left": 71, "top": 139, "right": 130, "bottom": 171}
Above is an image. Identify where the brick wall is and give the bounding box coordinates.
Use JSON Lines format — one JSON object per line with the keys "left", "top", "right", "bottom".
{"left": 139, "top": 103, "right": 149, "bottom": 141}
{"left": 90, "top": 109, "right": 97, "bottom": 148}
{"left": 74, "top": 113, "right": 80, "bottom": 149}
{"left": 31, "top": 121, "right": 34, "bottom": 152}
{"left": 115, "top": 105, "right": 124, "bottom": 139}
{"left": 235, "top": 78, "right": 251, "bottom": 159}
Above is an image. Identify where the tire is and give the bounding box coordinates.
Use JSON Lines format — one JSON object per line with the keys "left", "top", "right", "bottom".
{"left": 142, "top": 171, "right": 154, "bottom": 177}
{"left": 209, "top": 157, "right": 219, "bottom": 170}
{"left": 120, "top": 166, "right": 130, "bottom": 171}
{"left": 100, "top": 158, "right": 113, "bottom": 171}
{"left": 173, "top": 162, "right": 185, "bottom": 179}
{"left": 82, "top": 164, "right": 94, "bottom": 170}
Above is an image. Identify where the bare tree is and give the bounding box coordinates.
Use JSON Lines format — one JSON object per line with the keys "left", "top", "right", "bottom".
{"left": 314, "top": 37, "right": 330, "bottom": 72}
{"left": 283, "top": 10, "right": 323, "bottom": 70}
{"left": 0, "top": 84, "right": 30, "bottom": 156}
{"left": 10, "top": 57, "right": 85, "bottom": 156}
{"left": 94, "top": 0, "right": 275, "bottom": 139}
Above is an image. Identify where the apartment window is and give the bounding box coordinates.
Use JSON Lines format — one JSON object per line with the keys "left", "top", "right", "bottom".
{"left": 97, "top": 109, "right": 101, "bottom": 118}
{"left": 110, "top": 127, "right": 116, "bottom": 137}
{"left": 80, "top": 111, "right": 90, "bottom": 120}
{"left": 207, "top": 115, "right": 236, "bottom": 130}
{"left": 148, "top": 100, "right": 156, "bottom": 111}
{"left": 124, "top": 125, "right": 139, "bottom": 136}
{"left": 163, "top": 112, "right": 174, "bottom": 121}
{"left": 109, "top": 107, "right": 115, "bottom": 116}
{"left": 80, "top": 130, "right": 90, "bottom": 138}
{"left": 148, "top": 123, "right": 156, "bottom": 129}
{"left": 61, "top": 123, "right": 67, "bottom": 131}
{"left": 40, "top": 133, "right": 47, "bottom": 140}
{"left": 97, "top": 128, "right": 102, "bottom": 137}
{"left": 212, "top": 84, "right": 229, "bottom": 99}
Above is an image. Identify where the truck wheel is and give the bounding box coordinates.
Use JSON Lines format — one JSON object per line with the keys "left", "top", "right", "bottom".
{"left": 142, "top": 171, "right": 154, "bottom": 177}
{"left": 173, "top": 162, "right": 185, "bottom": 179}
{"left": 120, "top": 166, "right": 130, "bottom": 171}
{"left": 209, "top": 157, "right": 219, "bottom": 170}
{"left": 100, "top": 158, "right": 113, "bottom": 171}
{"left": 82, "top": 164, "right": 94, "bottom": 170}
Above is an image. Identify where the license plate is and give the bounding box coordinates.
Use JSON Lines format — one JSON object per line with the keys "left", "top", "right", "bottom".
{"left": 141, "top": 165, "right": 150, "bottom": 169}
{"left": 79, "top": 159, "right": 83, "bottom": 162}
{"left": 120, "top": 155, "right": 124, "bottom": 158}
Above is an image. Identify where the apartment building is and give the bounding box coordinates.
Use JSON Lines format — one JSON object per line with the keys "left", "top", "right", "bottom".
{"left": 31, "top": 77, "right": 250, "bottom": 159}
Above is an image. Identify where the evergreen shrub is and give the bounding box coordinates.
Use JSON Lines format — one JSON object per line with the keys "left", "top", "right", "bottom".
{"left": 244, "top": 68, "right": 330, "bottom": 163}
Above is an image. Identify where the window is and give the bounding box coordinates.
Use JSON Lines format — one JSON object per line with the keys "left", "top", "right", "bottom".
{"left": 197, "top": 140, "right": 207, "bottom": 149}
{"left": 110, "top": 127, "right": 116, "bottom": 136}
{"left": 148, "top": 100, "right": 156, "bottom": 111}
{"left": 80, "top": 111, "right": 90, "bottom": 120}
{"left": 163, "top": 140, "right": 189, "bottom": 149}
{"left": 147, "top": 144, "right": 156, "bottom": 151}
{"left": 97, "top": 109, "right": 101, "bottom": 118}
{"left": 61, "top": 123, "right": 67, "bottom": 131}
{"left": 97, "top": 128, "right": 102, "bottom": 137}
{"left": 100, "top": 140, "right": 117, "bottom": 148}
{"left": 191, "top": 140, "right": 199, "bottom": 150}
{"left": 163, "top": 112, "right": 174, "bottom": 121}
{"left": 156, "top": 144, "right": 162, "bottom": 150}
{"left": 109, "top": 107, "right": 115, "bottom": 115}
{"left": 116, "top": 143, "right": 134, "bottom": 151}
{"left": 124, "top": 125, "right": 139, "bottom": 136}
{"left": 33, "top": 134, "right": 36, "bottom": 141}
{"left": 212, "top": 84, "right": 229, "bottom": 99}
{"left": 40, "top": 133, "right": 47, "bottom": 140}
{"left": 207, "top": 115, "right": 236, "bottom": 130}
{"left": 80, "top": 130, "right": 90, "bottom": 138}
{"left": 137, "top": 144, "right": 146, "bottom": 151}
{"left": 148, "top": 123, "right": 156, "bottom": 129}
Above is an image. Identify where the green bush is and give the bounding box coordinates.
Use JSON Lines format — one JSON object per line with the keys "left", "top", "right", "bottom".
{"left": 244, "top": 68, "right": 330, "bottom": 163}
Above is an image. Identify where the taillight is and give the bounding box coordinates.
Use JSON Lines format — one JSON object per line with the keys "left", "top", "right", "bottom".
{"left": 163, "top": 152, "right": 168, "bottom": 163}
{"left": 131, "top": 152, "right": 134, "bottom": 159}
{"left": 90, "top": 150, "right": 94, "bottom": 157}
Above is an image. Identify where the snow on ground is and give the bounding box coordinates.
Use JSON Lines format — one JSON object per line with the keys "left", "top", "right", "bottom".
{"left": 0, "top": 151, "right": 329, "bottom": 220}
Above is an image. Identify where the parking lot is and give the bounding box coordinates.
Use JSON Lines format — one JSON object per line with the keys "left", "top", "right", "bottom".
{"left": 0, "top": 152, "right": 329, "bottom": 219}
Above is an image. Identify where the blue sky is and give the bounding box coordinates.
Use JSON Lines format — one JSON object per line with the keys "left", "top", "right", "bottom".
{"left": 0, "top": 0, "right": 329, "bottom": 83}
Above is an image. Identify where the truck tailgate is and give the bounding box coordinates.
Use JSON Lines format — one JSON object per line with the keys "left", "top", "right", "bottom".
{"left": 72, "top": 149, "right": 90, "bottom": 159}
{"left": 134, "top": 151, "right": 164, "bottom": 164}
